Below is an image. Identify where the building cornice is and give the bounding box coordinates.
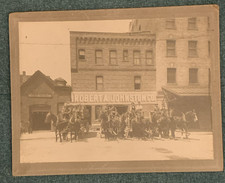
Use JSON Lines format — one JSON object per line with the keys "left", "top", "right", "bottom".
{"left": 76, "top": 37, "right": 155, "bottom": 45}
{"left": 71, "top": 68, "right": 156, "bottom": 72}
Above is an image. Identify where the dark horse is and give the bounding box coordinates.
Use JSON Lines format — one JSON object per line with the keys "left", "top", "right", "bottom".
{"left": 45, "top": 112, "right": 69, "bottom": 142}
{"left": 68, "top": 114, "right": 81, "bottom": 142}
{"left": 171, "top": 109, "right": 198, "bottom": 139}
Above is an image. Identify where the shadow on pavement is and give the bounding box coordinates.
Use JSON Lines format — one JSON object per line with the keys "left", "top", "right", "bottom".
{"left": 167, "top": 155, "right": 190, "bottom": 160}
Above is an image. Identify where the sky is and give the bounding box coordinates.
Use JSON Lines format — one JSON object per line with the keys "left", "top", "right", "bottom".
{"left": 19, "top": 20, "right": 132, "bottom": 84}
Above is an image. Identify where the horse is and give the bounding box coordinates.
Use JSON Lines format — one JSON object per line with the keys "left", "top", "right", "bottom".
{"left": 118, "top": 113, "right": 128, "bottom": 138}
{"left": 151, "top": 111, "right": 162, "bottom": 137}
{"left": 45, "top": 112, "right": 69, "bottom": 142}
{"left": 105, "top": 111, "right": 120, "bottom": 140}
{"left": 99, "top": 109, "right": 110, "bottom": 139}
{"left": 127, "top": 110, "right": 150, "bottom": 139}
{"left": 171, "top": 109, "right": 198, "bottom": 139}
{"left": 157, "top": 114, "right": 170, "bottom": 138}
{"left": 122, "top": 112, "right": 133, "bottom": 138}
{"left": 68, "top": 114, "right": 81, "bottom": 142}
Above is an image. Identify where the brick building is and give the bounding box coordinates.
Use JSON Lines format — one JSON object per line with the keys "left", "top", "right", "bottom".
{"left": 20, "top": 70, "right": 71, "bottom": 131}
{"left": 129, "top": 17, "right": 213, "bottom": 130}
{"left": 70, "top": 31, "right": 157, "bottom": 123}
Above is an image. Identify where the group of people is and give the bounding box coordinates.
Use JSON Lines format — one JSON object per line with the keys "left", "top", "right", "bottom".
{"left": 21, "top": 101, "right": 198, "bottom": 141}
{"left": 99, "top": 102, "right": 198, "bottom": 140}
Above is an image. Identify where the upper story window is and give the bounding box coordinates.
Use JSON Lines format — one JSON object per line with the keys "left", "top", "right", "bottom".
{"left": 134, "top": 76, "right": 141, "bottom": 90}
{"left": 167, "top": 68, "right": 176, "bottom": 84}
{"left": 188, "top": 40, "right": 198, "bottom": 57}
{"left": 146, "top": 50, "right": 153, "bottom": 65}
{"left": 188, "top": 17, "right": 197, "bottom": 30}
{"left": 166, "top": 19, "right": 176, "bottom": 29}
{"left": 207, "top": 16, "right": 211, "bottom": 30}
{"left": 123, "top": 50, "right": 128, "bottom": 62}
{"left": 139, "top": 25, "right": 142, "bottom": 31}
{"left": 208, "top": 40, "right": 211, "bottom": 57}
{"left": 133, "top": 50, "right": 141, "bottom": 65}
{"left": 78, "top": 49, "right": 85, "bottom": 60}
{"left": 109, "top": 50, "right": 117, "bottom": 65}
{"left": 95, "top": 50, "right": 103, "bottom": 65}
{"left": 96, "top": 76, "right": 103, "bottom": 90}
{"left": 189, "top": 68, "right": 198, "bottom": 84}
{"left": 166, "top": 40, "right": 176, "bottom": 57}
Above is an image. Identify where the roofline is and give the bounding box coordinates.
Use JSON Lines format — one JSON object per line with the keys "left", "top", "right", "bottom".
{"left": 70, "top": 31, "right": 155, "bottom": 37}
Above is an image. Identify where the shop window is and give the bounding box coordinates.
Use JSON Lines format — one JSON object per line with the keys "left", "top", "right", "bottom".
{"left": 146, "top": 50, "right": 153, "bottom": 65}
{"left": 96, "top": 76, "right": 103, "bottom": 90}
{"left": 109, "top": 50, "right": 117, "bottom": 65}
{"left": 95, "top": 50, "right": 103, "bottom": 65}
{"left": 78, "top": 49, "right": 85, "bottom": 60}
{"left": 188, "top": 17, "right": 197, "bottom": 30}
{"left": 167, "top": 68, "right": 176, "bottom": 83}
{"left": 133, "top": 50, "right": 141, "bottom": 65}
{"left": 166, "top": 40, "right": 176, "bottom": 57}
{"left": 134, "top": 76, "right": 141, "bottom": 90}
{"left": 188, "top": 40, "right": 198, "bottom": 57}
{"left": 189, "top": 68, "right": 198, "bottom": 84}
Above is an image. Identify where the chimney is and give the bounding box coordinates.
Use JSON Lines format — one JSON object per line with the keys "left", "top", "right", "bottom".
{"left": 23, "top": 71, "right": 26, "bottom": 76}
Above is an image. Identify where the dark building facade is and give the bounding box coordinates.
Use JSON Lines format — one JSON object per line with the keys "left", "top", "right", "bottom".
{"left": 70, "top": 31, "right": 157, "bottom": 123}
{"left": 21, "top": 70, "right": 71, "bottom": 131}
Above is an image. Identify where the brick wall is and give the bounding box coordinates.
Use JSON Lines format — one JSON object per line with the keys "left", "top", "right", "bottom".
{"left": 70, "top": 32, "right": 156, "bottom": 93}
{"left": 71, "top": 70, "right": 156, "bottom": 92}
{"left": 129, "top": 17, "right": 212, "bottom": 92}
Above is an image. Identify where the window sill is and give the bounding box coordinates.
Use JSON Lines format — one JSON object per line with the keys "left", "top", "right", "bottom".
{"left": 188, "top": 56, "right": 199, "bottom": 58}
{"left": 165, "top": 27, "right": 176, "bottom": 30}
{"left": 167, "top": 83, "right": 177, "bottom": 85}
{"left": 187, "top": 28, "right": 198, "bottom": 31}
{"left": 166, "top": 55, "right": 177, "bottom": 58}
{"left": 189, "top": 83, "right": 199, "bottom": 86}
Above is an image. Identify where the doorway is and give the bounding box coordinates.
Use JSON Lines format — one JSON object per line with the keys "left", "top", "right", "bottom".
{"left": 31, "top": 111, "right": 50, "bottom": 130}
{"left": 29, "top": 104, "right": 51, "bottom": 131}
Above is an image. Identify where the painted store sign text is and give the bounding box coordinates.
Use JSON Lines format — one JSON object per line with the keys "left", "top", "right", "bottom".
{"left": 71, "top": 92, "right": 157, "bottom": 104}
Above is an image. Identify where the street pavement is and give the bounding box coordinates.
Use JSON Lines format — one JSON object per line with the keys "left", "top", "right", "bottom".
{"left": 20, "top": 130, "right": 214, "bottom": 163}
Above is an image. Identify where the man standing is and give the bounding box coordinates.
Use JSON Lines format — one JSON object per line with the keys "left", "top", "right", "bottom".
{"left": 169, "top": 108, "right": 177, "bottom": 139}
{"left": 27, "top": 119, "right": 33, "bottom": 134}
{"left": 83, "top": 106, "right": 90, "bottom": 133}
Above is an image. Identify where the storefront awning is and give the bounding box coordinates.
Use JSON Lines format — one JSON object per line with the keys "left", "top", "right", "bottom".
{"left": 162, "top": 86, "right": 210, "bottom": 97}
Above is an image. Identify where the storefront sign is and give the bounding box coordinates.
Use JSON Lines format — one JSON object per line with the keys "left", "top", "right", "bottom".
{"left": 71, "top": 92, "right": 157, "bottom": 104}
{"left": 28, "top": 94, "right": 52, "bottom": 98}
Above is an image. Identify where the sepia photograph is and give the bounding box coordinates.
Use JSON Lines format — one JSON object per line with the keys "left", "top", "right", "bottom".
{"left": 10, "top": 5, "right": 223, "bottom": 175}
